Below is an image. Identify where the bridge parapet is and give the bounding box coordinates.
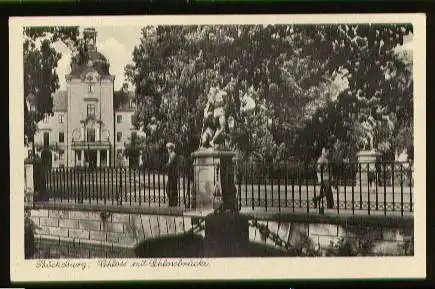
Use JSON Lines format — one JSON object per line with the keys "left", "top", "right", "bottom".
{"left": 27, "top": 201, "right": 414, "bottom": 258}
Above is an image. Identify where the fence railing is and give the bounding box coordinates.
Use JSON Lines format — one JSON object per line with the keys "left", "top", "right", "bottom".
{"left": 34, "top": 166, "right": 191, "bottom": 208}
{"left": 234, "top": 160, "right": 413, "bottom": 216}
{"left": 33, "top": 160, "right": 413, "bottom": 217}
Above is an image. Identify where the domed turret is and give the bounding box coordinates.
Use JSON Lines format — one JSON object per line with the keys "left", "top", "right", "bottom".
{"left": 69, "top": 28, "right": 111, "bottom": 77}
{"left": 83, "top": 28, "right": 97, "bottom": 52}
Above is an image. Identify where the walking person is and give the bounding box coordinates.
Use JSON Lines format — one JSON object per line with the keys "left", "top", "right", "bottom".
{"left": 312, "top": 147, "right": 334, "bottom": 209}
{"left": 165, "top": 142, "right": 179, "bottom": 207}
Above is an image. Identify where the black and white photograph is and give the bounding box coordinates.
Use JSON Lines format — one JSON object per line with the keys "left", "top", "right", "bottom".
{"left": 10, "top": 14, "right": 425, "bottom": 281}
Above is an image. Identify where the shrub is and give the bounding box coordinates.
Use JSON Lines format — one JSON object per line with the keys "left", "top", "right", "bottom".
{"left": 324, "top": 236, "right": 355, "bottom": 256}
{"left": 24, "top": 209, "right": 38, "bottom": 259}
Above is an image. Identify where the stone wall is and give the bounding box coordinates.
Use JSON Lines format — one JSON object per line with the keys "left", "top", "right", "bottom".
{"left": 28, "top": 208, "right": 413, "bottom": 258}
{"left": 33, "top": 237, "right": 136, "bottom": 259}
{"left": 248, "top": 220, "right": 413, "bottom": 256}
{"left": 29, "top": 209, "right": 194, "bottom": 254}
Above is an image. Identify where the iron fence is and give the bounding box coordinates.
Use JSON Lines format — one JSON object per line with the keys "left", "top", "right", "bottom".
{"left": 34, "top": 165, "right": 192, "bottom": 208}
{"left": 33, "top": 160, "right": 413, "bottom": 217}
{"left": 234, "top": 160, "right": 413, "bottom": 216}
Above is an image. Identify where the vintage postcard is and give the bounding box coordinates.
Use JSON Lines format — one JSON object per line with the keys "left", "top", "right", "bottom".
{"left": 10, "top": 14, "right": 426, "bottom": 282}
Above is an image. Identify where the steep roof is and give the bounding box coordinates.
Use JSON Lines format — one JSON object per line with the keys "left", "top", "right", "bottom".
{"left": 53, "top": 90, "right": 67, "bottom": 111}
{"left": 69, "top": 51, "right": 111, "bottom": 77}
{"left": 68, "top": 27, "right": 112, "bottom": 78}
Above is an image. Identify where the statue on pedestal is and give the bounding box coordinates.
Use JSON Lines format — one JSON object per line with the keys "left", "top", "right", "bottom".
{"left": 360, "top": 116, "right": 376, "bottom": 151}
{"left": 200, "top": 87, "right": 229, "bottom": 150}
{"left": 193, "top": 85, "right": 238, "bottom": 213}
{"left": 200, "top": 111, "right": 215, "bottom": 148}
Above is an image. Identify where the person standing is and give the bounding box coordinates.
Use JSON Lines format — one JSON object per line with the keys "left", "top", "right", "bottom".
{"left": 330, "top": 138, "right": 345, "bottom": 191}
{"left": 312, "top": 147, "right": 334, "bottom": 209}
{"left": 165, "top": 142, "right": 178, "bottom": 207}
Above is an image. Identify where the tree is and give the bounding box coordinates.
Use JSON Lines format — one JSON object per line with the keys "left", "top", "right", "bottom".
{"left": 124, "top": 132, "right": 145, "bottom": 168}
{"left": 114, "top": 83, "right": 130, "bottom": 109}
{"left": 40, "top": 147, "right": 52, "bottom": 170}
{"left": 293, "top": 24, "right": 413, "bottom": 160}
{"left": 318, "top": 24, "right": 413, "bottom": 157}
{"left": 125, "top": 24, "right": 413, "bottom": 162}
{"left": 24, "top": 26, "right": 81, "bottom": 144}
{"left": 125, "top": 25, "right": 335, "bottom": 159}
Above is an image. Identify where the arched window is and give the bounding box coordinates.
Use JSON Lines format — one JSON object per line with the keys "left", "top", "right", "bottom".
{"left": 88, "top": 84, "right": 95, "bottom": 93}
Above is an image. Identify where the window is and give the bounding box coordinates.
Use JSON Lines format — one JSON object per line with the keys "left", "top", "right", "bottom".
{"left": 131, "top": 115, "right": 134, "bottom": 124}
{"left": 43, "top": 114, "right": 49, "bottom": 123}
{"left": 87, "top": 128, "right": 95, "bottom": 142}
{"left": 59, "top": 150, "right": 64, "bottom": 160}
{"left": 117, "top": 115, "right": 122, "bottom": 123}
{"left": 88, "top": 84, "right": 95, "bottom": 93}
{"left": 58, "top": 132, "right": 65, "bottom": 143}
{"left": 43, "top": 132, "right": 49, "bottom": 147}
{"left": 87, "top": 104, "right": 96, "bottom": 117}
{"left": 117, "top": 132, "right": 122, "bottom": 142}
{"left": 76, "top": 151, "right": 81, "bottom": 161}
{"left": 58, "top": 114, "right": 64, "bottom": 123}
{"left": 101, "top": 150, "right": 107, "bottom": 161}
{"left": 117, "top": 149, "right": 123, "bottom": 158}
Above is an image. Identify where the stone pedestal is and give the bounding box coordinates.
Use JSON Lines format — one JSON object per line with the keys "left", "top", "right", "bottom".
{"left": 204, "top": 213, "right": 249, "bottom": 257}
{"left": 356, "top": 150, "right": 381, "bottom": 186}
{"left": 97, "top": 150, "right": 101, "bottom": 167}
{"left": 190, "top": 149, "right": 248, "bottom": 257}
{"left": 24, "top": 162, "right": 34, "bottom": 206}
{"left": 191, "top": 149, "right": 237, "bottom": 212}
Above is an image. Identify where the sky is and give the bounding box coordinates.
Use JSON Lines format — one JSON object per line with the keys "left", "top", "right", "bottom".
{"left": 54, "top": 26, "right": 142, "bottom": 91}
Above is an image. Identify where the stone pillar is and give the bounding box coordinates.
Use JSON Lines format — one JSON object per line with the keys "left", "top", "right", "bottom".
{"left": 356, "top": 150, "right": 381, "bottom": 187}
{"left": 189, "top": 149, "right": 249, "bottom": 257}
{"left": 190, "top": 150, "right": 236, "bottom": 212}
{"left": 204, "top": 214, "right": 250, "bottom": 257}
{"left": 97, "top": 150, "right": 101, "bottom": 167}
{"left": 24, "top": 162, "right": 34, "bottom": 206}
{"left": 81, "top": 127, "right": 85, "bottom": 141}
{"left": 139, "top": 151, "right": 143, "bottom": 166}
{"left": 96, "top": 124, "right": 100, "bottom": 141}
{"left": 219, "top": 155, "right": 238, "bottom": 212}
{"left": 106, "top": 150, "right": 110, "bottom": 167}
{"left": 81, "top": 150, "right": 85, "bottom": 166}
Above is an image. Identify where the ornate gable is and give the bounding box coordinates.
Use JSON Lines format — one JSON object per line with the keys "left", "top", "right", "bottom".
{"left": 80, "top": 64, "right": 101, "bottom": 83}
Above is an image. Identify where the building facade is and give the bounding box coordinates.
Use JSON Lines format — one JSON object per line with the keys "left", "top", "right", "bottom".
{"left": 33, "top": 28, "right": 140, "bottom": 168}
{"left": 114, "top": 96, "right": 137, "bottom": 167}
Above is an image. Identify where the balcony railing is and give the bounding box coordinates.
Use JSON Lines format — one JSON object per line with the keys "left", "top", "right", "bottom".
{"left": 71, "top": 140, "right": 111, "bottom": 148}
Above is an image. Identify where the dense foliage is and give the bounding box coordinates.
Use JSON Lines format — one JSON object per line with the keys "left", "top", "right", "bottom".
{"left": 113, "top": 83, "right": 130, "bottom": 109}
{"left": 24, "top": 209, "right": 38, "bottom": 258}
{"left": 24, "top": 27, "right": 92, "bottom": 145}
{"left": 125, "top": 24, "right": 412, "bottom": 163}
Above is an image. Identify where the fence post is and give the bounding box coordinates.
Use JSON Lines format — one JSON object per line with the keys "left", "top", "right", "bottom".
{"left": 24, "top": 161, "right": 34, "bottom": 206}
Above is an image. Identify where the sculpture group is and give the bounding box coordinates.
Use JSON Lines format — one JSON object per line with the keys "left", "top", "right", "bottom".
{"left": 200, "top": 86, "right": 230, "bottom": 150}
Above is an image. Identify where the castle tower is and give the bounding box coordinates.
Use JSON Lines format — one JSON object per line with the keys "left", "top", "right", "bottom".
{"left": 83, "top": 28, "right": 97, "bottom": 52}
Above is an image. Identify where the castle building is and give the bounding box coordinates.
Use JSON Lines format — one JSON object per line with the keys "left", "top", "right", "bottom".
{"left": 32, "top": 28, "right": 141, "bottom": 168}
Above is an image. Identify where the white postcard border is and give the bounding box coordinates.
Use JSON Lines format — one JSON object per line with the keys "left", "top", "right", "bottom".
{"left": 10, "top": 13, "right": 426, "bottom": 282}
